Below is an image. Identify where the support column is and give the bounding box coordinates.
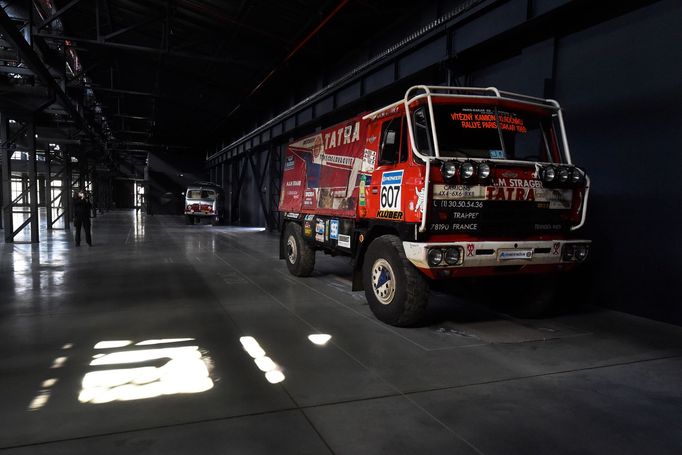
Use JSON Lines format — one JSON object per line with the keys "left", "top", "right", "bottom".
{"left": 64, "top": 148, "right": 72, "bottom": 230}
{"left": 28, "top": 121, "right": 39, "bottom": 243}
{"left": 1, "top": 113, "right": 12, "bottom": 242}
{"left": 45, "top": 143, "right": 53, "bottom": 229}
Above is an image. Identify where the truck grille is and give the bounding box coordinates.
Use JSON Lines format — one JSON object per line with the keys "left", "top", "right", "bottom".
{"left": 428, "top": 201, "right": 571, "bottom": 235}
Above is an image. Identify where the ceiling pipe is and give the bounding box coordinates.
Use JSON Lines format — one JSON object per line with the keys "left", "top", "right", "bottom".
{"left": 248, "top": 0, "right": 350, "bottom": 96}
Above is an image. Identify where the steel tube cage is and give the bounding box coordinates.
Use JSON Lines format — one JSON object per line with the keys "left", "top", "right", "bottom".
{"left": 364, "top": 85, "right": 587, "bottom": 233}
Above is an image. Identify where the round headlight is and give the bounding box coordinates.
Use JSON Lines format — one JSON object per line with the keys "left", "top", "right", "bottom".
{"left": 542, "top": 165, "right": 556, "bottom": 183}
{"left": 444, "top": 247, "right": 461, "bottom": 265}
{"left": 570, "top": 167, "right": 584, "bottom": 185}
{"left": 557, "top": 167, "right": 570, "bottom": 183}
{"left": 574, "top": 245, "right": 589, "bottom": 262}
{"left": 441, "top": 162, "right": 457, "bottom": 180}
{"left": 478, "top": 163, "right": 491, "bottom": 179}
{"left": 427, "top": 248, "right": 444, "bottom": 267}
{"left": 461, "top": 162, "right": 475, "bottom": 179}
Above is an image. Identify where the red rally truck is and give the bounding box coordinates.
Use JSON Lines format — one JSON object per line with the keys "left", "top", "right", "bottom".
{"left": 279, "top": 86, "right": 591, "bottom": 326}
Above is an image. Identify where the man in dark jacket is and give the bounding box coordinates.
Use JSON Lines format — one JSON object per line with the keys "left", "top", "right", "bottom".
{"left": 73, "top": 190, "right": 92, "bottom": 246}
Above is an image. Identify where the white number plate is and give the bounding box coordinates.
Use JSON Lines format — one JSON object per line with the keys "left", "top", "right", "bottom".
{"left": 498, "top": 249, "right": 533, "bottom": 260}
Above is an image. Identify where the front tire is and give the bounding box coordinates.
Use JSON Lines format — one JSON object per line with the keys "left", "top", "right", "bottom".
{"left": 186, "top": 215, "right": 194, "bottom": 225}
{"left": 363, "top": 235, "right": 429, "bottom": 327}
{"left": 283, "top": 223, "right": 315, "bottom": 277}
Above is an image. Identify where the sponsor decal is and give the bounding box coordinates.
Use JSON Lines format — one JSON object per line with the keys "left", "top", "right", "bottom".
{"left": 453, "top": 223, "right": 478, "bottom": 231}
{"left": 284, "top": 212, "right": 300, "bottom": 219}
{"left": 303, "top": 189, "right": 316, "bottom": 207}
{"left": 432, "top": 181, "right": 571, "bottom": 208}
{"left": 359, "top": 175, "right": 367, "bottom": 207}
{"left": 380, "top": 170, "right": 403, "bottom": 211}
{"left": 498, "top": 249, "right": 533, "bottom": 260}
{"left": 304, "top": 214, "right": 315, "bottom": 221}
{"left": 303, "top": 221, "right": 313, "bottom": 237}
{"left": 362, "top": 149, "right": 376, "bottom": 173}
{"left": 376, "top": 210, "right": 403, "bottom": 220}
{"left": 415, "top": 187, "right": 425, "bottom": 213}
{"left": 337, "top": 234, "right": 351, "bottom": 249}
{"left": 325, "top": 220, "right": 330, "bottom": 241}
{"left": 433, "top": 185, "right": 484, "bottom": 200}
{"left": 315, "top": 219, "right": 325, "bottom": 242}
{"left": 535, "top": 223, "right": 563, "bottom": 231}
{"left": 552, "top": 242, "right": 561, "bottom": 255}
{"left": 494, "top": 178, "right": 543, "bottom": 188}
{"left": 323, "top": 154, "right": 354, "bottom": 167}
{"left": 450, "top": 109, "right": 527, "bottom": 133}
{"left": 322, "top": 122, "right": 361, "bottom": 151}
{"left": 490, "top": 150, "right": 506, "bottom": 159}
{"left": 285, "top": 180, "right": 301, "bottom": 187}
{"left": 432, "top": 200, "right": 484, "bottom": 209}
{"left": 284, "top": 155, "right": 295, "bottom": 171}
{"left": 486, "top": 187, "right": 536, "bottom": 201}
{"left": 466, "top": 244, "right": 475, "bottom": 257}
{"left": 330, "top": 220, "right": 339, "bottom": 240}
{"left": 452, "top": 212, "right": 479, "bottom": 220}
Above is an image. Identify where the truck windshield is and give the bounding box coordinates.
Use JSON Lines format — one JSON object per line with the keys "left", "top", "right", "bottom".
{"left": 187, "top": 190, "right": 215, "bottom": 199}
{"left": 412, "top": 104, "right": 563, "bottom": 163}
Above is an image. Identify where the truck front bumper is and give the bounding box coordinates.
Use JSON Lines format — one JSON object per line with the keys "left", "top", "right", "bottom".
{"left": 403, "top": 239, "right": 591, "bottom": 276}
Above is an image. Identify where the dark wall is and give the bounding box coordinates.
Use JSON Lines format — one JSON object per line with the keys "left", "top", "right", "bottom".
{"left": 112, "top": 180, "right": 134, "bottom": 209}
{"left": 554, "top": 1, "right": 682, "bottom": 324}
{"left": 440, "top": 0, "right": 682, "bottom": 324}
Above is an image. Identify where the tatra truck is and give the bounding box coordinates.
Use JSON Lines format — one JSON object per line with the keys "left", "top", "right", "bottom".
{"left": 278, "top": 86, "right": 590, "bottom": 326}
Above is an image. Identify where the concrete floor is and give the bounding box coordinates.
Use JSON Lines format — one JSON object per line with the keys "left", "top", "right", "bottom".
{"left": 1, "top": 210, "right": 681, "bottom": 454}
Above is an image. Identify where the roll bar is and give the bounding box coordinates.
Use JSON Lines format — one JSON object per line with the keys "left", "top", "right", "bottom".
{"left": 364, "top": 85, "right": 581, "bottom": 233}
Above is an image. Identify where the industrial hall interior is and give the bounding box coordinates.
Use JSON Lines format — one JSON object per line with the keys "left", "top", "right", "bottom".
{"left": 1, "top": 0, "right": 681, "bottom": 454}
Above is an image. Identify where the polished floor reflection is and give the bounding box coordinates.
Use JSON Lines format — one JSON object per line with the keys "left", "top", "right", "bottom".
{"left": 0, "top": 210, "right": 681, "bottom": 454}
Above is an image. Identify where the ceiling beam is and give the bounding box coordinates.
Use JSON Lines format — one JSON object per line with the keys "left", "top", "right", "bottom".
{"left": 0, "top": 7, "right": 100, "bottom": 143}
{"left": 34, "top": 32, "right": 260, "bottom": 68}
{"left": 38, "top": 0, "right": 86, "bottom": 29}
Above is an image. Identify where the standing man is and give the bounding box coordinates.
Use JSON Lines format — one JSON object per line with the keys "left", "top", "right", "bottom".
{"left": 73, "top": 190, "right": 92, "bottom": 246}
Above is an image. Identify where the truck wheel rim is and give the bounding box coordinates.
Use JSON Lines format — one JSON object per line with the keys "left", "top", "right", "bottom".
{"left": 287, "top": 236, "right": 297, "bottom": 264}
{"left": 371, "top": 259, "right": 396, "bottom": 305}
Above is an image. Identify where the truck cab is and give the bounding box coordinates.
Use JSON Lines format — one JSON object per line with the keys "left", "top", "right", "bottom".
{"left": 279, "top": 86, "right": 590, "bottom": 326}
{"left": 184, "top": 182, "right": 225, "bottom": 225}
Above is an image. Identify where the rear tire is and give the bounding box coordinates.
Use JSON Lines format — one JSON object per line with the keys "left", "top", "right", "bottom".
{"left": 283, "top": 223, "right": 315, "bottom": 277}
{"left": 186, "top": 215, "right": 194, "bottom": 225}
{"left": 363, "top": 235, "right": 429, "bottom": 327}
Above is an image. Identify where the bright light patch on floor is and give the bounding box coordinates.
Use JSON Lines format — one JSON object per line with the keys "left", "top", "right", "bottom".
{"left": 239, "top": 336, "right": 266, "bottom": 359}
{"left": 78, "top": 340, "right": 214, "bottom": 404}
{"left": 42, "top": 378, "right": 58, "bottom": 388}
{"left": 51, "top": 357, "right": 67, "bottom": 369}
{"left": 94, "top": 340, "right": 132, "bottom": 349}
{"left": 239, "top": 336, "right": 285, "bottom": 385}
{"left": 136, "top": 338, "right": 194, "bottom": 346}
{"left": 28, "top": 390, "right": 51, "bottom": 411}
{"left": 254, "top": 356, "right": 277, "bottom": 373}
{"left": 61, "top": 343, "right": 73, "bottom": 350}
{"left": 308, "top": 334, "right": 332, "bottom": 346}
{"left": 265, "top": 370, "right": 285, "bottom": 384}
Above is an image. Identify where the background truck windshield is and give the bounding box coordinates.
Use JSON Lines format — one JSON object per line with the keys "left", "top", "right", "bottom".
{"left": 413, "top": 105, "right": 561, "bottom": 162}
{"left": 187, "top": 190, "right": 216, "bottom": 199}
